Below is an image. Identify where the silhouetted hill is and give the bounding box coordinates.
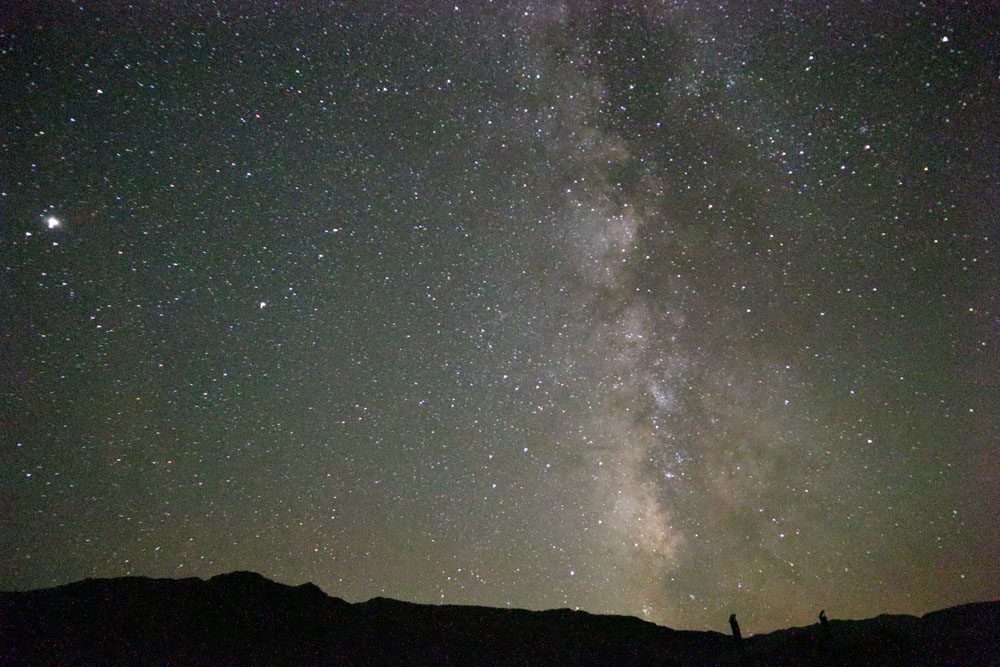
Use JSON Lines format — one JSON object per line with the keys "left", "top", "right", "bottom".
{"left": 1, "top": 572, "right": 996, "bottom": 665}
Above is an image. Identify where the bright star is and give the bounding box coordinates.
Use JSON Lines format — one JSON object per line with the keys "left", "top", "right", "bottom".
{"left": 45, "top": 216, "right": 61, "bottom": 229}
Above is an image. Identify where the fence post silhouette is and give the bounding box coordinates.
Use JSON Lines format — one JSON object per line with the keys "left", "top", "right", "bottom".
{"left": 729, "top": 614, "right": 747, "bottom": 664}
{"left": 819, "top": 609, "right": 833, "bottom": 653}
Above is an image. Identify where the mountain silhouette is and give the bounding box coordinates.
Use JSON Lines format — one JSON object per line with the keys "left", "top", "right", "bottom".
{"left": 1, "top": 572, "right": 996, "bottom": 665}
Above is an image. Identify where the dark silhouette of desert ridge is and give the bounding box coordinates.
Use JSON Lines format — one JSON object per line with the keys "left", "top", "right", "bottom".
{"left": 1, "top": 571, "right": 997, "bottom": 665}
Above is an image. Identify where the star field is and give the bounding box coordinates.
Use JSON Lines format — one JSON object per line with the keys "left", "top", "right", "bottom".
{"left": 2, "top": 0, "right": 997, "bottom": 633}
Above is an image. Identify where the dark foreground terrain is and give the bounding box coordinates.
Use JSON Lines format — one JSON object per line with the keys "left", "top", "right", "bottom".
{"left": 1, "top": 571, "right": 997, "bottom": 665}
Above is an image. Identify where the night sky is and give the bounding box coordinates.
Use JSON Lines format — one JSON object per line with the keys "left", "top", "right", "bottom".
{"left": 3, "top": 0, "right": 997, "bottom": 633}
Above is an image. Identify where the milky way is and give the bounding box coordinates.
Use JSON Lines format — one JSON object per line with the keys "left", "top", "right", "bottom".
{"left": 3, "top": 1, "right": 997, "bottom": 632}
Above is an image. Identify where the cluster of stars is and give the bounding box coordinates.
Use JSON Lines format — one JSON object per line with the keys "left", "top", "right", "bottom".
{"left": 2, "top": 0, "right": 995, "bottom": 634}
